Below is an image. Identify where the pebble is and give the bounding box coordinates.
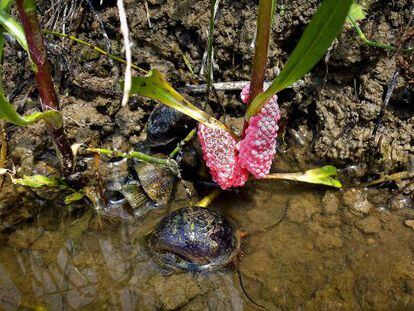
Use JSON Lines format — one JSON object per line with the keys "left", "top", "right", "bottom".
{"left": 342, "top": 188, "right": 372, "bottom": 215}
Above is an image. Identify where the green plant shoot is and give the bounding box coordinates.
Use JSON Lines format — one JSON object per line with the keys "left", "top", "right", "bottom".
{"left": 246, "top": 0, "right": 354, "bottom": 118}
{"left": 264, "top": 165, "right": 342, "bottom": 188}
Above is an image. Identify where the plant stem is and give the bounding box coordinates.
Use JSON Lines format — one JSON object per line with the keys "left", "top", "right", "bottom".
{"left": 87, "top": 148, "right": 170, "bottom": 166}
{"left": 248, "top": 0, "right": 273, "bottom": 107}
{"left": 169, "top": 128, "right": 197, "bottom": 158}
{"left": 242, "top": 0, "right": 274, "bottom": 138}
{"left": 16, "top": 0, "right": 74, "bottom": 176}
{"left": 347, "top": 15, "right": 397, "bottom": 51}
{"left": 196, "top": 189, "right": 221, "bottom": 207}
{"left": 42, "top": 30, "right": 148, "bottom": 74}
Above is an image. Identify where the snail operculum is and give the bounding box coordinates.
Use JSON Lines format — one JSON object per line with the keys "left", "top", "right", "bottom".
{"left": 148, "top": 206, "right": 240, "bottom": 272}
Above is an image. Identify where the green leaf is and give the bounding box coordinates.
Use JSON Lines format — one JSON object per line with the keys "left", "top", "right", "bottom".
{"left": 12, "top": 174, "right": 68, "bottom": 189}
{"left": 347, "top": 3, "right": 366, "bottom": 22}
{"left": 264, "top": 165, "right": 342, "bottom": 188}
{"left": 246, "top": 0, "right": 354, "bottom": 118}
{"left": 65, "top": 192, "right": 85, "bottom": 205}
{"left": 0, "top": 88, "right": 63, "bottom": 128}
{"left": 303, "top": 165, "right": 342, "bottom": 188}
{"left": 128, "top": 69, "right": 231, "bottom": 133}
{"left": 0, "top": 0, "right": 14, "bottom": 12}
{"left": 0, "top": 10, "right": 28, "bottom": 52}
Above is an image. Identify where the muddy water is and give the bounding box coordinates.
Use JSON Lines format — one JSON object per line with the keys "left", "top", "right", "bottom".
{"left": 1, "top": 179, "right": 414, "bottom": 310}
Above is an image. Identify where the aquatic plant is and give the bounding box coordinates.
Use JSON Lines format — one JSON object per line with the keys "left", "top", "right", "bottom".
{"left": 129, "top": 0, "right": 352, "bottom": 189}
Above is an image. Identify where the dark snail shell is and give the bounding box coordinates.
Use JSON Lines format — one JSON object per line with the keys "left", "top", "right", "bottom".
{"left": 105, "top": 159, "right": 176, "bottom": 217}
{"left": 134, "top": 162, "right": 176, "bottom": 206}
{"left": 146, "top": 105, "right": 195, "bottom": 147}
{"left": 148, "top": 206, "right": 240, "bottom": 272}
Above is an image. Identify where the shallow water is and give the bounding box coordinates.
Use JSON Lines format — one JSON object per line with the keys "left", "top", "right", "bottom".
{"left": 1, "top": 178, "right": 414, "bottom": 310}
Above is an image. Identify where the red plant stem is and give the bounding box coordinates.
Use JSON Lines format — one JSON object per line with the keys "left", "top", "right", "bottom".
{"left": 243, "top": 0, "right": 273, "bottom": 137}
{"left": 16, "top": 0, "right": 74, "bottom": 175}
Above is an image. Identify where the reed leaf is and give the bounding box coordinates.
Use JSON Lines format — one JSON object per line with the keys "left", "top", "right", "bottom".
{"left": 246, "top": 0, "right": 353, "bottom": 118}
{"left": 128, "top": 69, "right": 230, "bottom": 132}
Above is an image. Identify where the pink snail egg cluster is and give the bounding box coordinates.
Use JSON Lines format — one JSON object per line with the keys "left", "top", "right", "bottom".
{"left": 197, "top": 83, "right": 280, "bottom": 189}
{"left": 237, "top": 93, "right": 280, "bottom": 178}
{"left": 198, "top": 124, "right": 249, "bottom": 189}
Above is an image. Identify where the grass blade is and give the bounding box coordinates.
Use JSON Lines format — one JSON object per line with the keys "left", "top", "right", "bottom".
{"left": 128, "top": 69, "right": 231, "bottom": 133}
{"left": 246, "top": 0, "right": 353, "bottom": 118}
{"left": 0, "top": 0, "right": 14, "bottom": 11}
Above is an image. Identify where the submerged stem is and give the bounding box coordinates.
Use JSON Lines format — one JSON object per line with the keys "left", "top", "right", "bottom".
{"left": 196, "top": 189, "right": 221, "bottom": 207}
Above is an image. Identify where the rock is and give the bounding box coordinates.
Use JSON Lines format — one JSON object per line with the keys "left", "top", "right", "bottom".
{"left": 313, "top": 227, "right": 344, "bottom": 250}
{"left": 61, "top": 96, "right": 113, "bottom": 144}
{"left": 390, "top": 197, "right": 413, "bottom": 210}
{"left": 404, "top": 220, "right": 414, "bottom": 231}
{"left": 342, "top": 189, "right": 373, "bottom": 215}
{"left": 150, "top": 274, "right": 200, "bottom": 310}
